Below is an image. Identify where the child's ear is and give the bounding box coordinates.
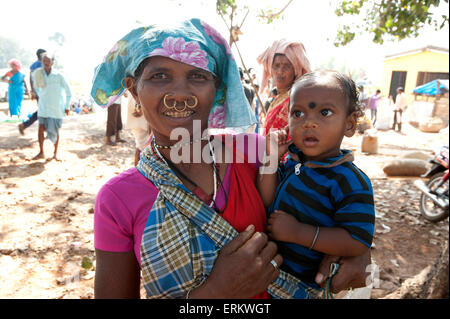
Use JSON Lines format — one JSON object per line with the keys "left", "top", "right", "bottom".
{"left": 344, "top": 112, "right": 358, "bottom": 137}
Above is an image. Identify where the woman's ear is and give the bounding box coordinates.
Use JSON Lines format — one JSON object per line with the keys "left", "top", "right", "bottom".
{"left": 124, "top": 77, "right": 138, "bottom": 101}
{"left": 344, "top": 112, "right": 358, "bottom": 137}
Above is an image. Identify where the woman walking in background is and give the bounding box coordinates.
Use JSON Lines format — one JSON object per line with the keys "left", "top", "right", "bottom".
{"left": 1, "top": 59, "right": 28, "bottom": 117}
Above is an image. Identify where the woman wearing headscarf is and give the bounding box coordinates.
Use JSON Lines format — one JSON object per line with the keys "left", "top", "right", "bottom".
{"left": 257, "top": 39, "right": 311, "bottom": 135}
{"left": 1, "top": 59, "right": 28, "bottom": 117}
{"left": 92, "top": 19, "right": 370, "bottom": 299}
{"left": 92, "top": 18, "right": 298, "bottom": 299}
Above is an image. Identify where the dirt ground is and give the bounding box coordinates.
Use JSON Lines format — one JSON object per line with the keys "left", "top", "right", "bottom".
{"left": 0, "top": 100, "right": 448, "bottom": 299}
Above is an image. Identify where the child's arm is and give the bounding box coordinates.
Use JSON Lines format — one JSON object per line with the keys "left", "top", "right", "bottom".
{"left": 267, "top": 210, "right": 369, "bottom": 256}
{"left": 256, "top": 129, "right": 290, "bottom": 208}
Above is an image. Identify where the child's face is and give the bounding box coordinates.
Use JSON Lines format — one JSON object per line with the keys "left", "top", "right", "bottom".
{"left": 289, "top": 78, "right": 356, "bottom": 161}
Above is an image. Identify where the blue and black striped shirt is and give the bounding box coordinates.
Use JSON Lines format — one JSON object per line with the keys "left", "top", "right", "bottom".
{"left": 268, "top": 149, "right": 375, "bottom": 285}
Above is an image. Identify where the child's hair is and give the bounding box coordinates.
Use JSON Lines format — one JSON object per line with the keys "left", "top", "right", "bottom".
{"left": 293, "top": 69, "right": 364, "bottom": 118}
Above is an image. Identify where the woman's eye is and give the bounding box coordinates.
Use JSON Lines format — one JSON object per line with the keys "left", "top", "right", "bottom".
{"left": 293, "top": 110, "right": 304, "bottom": 118}
{"left": 189, "top": 72, "right": 208, "bottom": 81}
{"left": 150, "top": 73, "right": 168, "bottom": 80}
{"left": 321, "top": 109, "right": 333, "bottom": 117}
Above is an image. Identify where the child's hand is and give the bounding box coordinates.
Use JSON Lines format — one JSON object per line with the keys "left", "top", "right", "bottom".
{"left": 267, "top": 210, "right": 300, "bottom": 243}
{"left": 265, "top": 127, "right": 291, "bottom": 160}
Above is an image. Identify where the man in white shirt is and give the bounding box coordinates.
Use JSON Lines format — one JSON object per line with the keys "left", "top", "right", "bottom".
{"left": 32, "top": 53, "right": 71, "bottom": 160}
{"left": 392, "top": 87, "right": 407, "bottom": 132}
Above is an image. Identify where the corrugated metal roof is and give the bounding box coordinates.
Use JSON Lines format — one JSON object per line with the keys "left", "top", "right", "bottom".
{"left": 385, "top": 45, "right": 449, "bottom": 60}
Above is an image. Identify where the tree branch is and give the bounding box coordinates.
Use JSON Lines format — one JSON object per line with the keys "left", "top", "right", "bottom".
{"left": 257, "top": 0, "right": 295, "bottom": 20}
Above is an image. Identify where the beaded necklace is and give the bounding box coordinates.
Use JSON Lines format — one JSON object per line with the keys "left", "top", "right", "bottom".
{"left": 152, "top": 138, "right": 226, "bottom": 211}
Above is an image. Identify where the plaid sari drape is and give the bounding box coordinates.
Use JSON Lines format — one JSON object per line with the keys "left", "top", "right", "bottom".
{"left": 137, "top": 142, "right": 301, "bottom": 299}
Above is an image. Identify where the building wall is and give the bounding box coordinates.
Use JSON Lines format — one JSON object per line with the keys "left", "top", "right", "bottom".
{"left": 382, "top": 50, "right": 449, "bottom": 105}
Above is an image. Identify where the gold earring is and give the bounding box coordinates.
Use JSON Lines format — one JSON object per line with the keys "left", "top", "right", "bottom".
{"left": 133, "top": 102, "right": 143, "bottom": 117}
{"left": 184, "top": 96, "right": 198, "bottom": 109}
{"left": 120, "top": 78, "right": 127, "bottom": 90}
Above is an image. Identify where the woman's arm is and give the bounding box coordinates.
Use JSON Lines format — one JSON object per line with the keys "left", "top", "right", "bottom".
{"left": 23, "top": 79, "right": 29, "bottom": 94}
{"left": 94, "top": 249, "right": 141, "bottom": 299}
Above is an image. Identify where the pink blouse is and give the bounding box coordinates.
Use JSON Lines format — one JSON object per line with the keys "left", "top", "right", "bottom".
{"left": 94, "top": 133, "right": 265, "bottom": 267}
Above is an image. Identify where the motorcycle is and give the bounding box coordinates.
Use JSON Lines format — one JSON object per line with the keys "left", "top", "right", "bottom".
{"left": 414, "top": 145, "right": 449, "bottom": 222}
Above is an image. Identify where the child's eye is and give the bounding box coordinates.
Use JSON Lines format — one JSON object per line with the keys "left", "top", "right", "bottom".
{"left": 292, "top": 110, "right": 304, "bottom": 118}
{"left": 321, "top": 109, "right": 333, "bottom": 117}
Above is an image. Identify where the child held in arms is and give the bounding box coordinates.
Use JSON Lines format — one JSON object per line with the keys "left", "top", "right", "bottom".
{"left": 258, "top": 69, "right": 375, "bottom": 299}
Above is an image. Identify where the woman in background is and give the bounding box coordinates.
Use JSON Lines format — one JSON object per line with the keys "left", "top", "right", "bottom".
{"left": 1, "top": 59, "right": 28, "bottom": 117}
{"left": 257, "top": 39, "right": 310, "bottom": 135}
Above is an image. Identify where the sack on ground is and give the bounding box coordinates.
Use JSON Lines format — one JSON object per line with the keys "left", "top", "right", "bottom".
{"left": 383, "top": 159, "right": 428, "bottom": 176}
{"left": 419, "top": 117, "right": 445, "bottom": 133}
{"left": 361, "top": 131, "right": 378, "bottom": 154}
{"left": 401, "top": 151, "right": 430, "bottom": 161}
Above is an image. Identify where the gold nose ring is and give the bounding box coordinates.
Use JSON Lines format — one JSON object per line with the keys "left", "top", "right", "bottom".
{"left": 163, "top": 94, "right": 177, "bottom": 109}
{"left": 184, "top": 96, "right": 198, "bottom": 109}
{"left": 163, "top": 94, "right": 198, "bottom": 112}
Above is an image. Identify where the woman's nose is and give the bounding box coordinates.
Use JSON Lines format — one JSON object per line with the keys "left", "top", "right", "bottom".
{"left": 170, "top": 78, "right": 193, "bottom": 96}
{"left": 164, "top": 80, "right": 193, "bottom": 105}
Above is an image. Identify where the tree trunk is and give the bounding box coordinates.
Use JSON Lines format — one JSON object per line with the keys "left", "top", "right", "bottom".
{"left": 383, "top": 240, "right": 448, "bottom": 299}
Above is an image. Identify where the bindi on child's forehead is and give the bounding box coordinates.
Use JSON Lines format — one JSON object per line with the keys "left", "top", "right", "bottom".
{"left": 308, "top": 102, "right": 316, "bottom": 109}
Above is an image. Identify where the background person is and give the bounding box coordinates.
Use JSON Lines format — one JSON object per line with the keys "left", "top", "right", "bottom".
{"left": 125, "top": 93, "right": 151, "bottom": 165}
{"left": 32, "top": 52, "right": 71, "bottom": 161}
{"left": 367, "top": 89, "right": 381, "bottom": 126}
{"left": 358, "top": 85, "right": 369, "bottom": 110}
{"left": 1, "top": 59, "right": 28, "bottom": 118}
{"left": 18, "top": 48, "right": 47, "bottom": 135}
{"left": 392, "top": 87, "right": 407, "bottom": 132}
{"left": 239, "top": 67, "right": 255, "bottom": 106}
{"left": 105, "top": 95, "right": 126, "bottom": 146}
{"left": 256, "top": 39, "right": 311, "bottom": 135}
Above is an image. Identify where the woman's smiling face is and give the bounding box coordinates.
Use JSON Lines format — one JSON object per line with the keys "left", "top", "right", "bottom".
{"left": 127, "top": 56, "right": 217, "bottom": 145}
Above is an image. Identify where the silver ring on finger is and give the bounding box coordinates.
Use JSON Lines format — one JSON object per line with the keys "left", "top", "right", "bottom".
{"left": 270, "top": 259, "right": 278, "bottom": 270}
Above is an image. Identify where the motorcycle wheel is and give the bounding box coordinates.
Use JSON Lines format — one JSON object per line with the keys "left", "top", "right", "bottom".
{"left": 419, "top": 172, "right": 449, "bottom": 222}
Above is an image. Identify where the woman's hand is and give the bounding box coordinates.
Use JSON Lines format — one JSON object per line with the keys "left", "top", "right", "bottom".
{"left": 190, "top": 224, "right": 282, "bottom": 299}
{"left": 315, "top": 250, "right": 372, "bottom": 293}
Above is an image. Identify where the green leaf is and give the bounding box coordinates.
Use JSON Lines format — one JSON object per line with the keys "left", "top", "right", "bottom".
{"left": 81, "top": 256, "right": 93, "bottom": 270}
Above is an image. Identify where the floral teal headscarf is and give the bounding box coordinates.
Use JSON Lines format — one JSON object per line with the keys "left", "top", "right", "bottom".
{"left": 91, "top": 18, "right": 256, "bottom": 129}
